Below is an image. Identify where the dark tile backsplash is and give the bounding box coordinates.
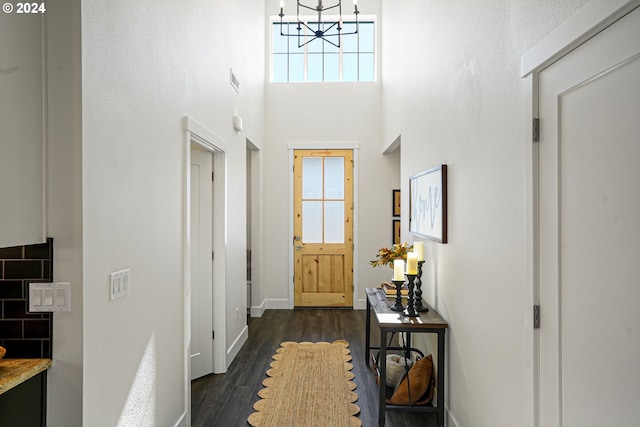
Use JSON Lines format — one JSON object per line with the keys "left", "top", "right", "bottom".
{"left": 24, "top": 242, "right": 51, "bottom": 259}
{"left": 4, "top": 260, "right": 45, "bottom": 280}
{"left": 0, "top": 238, "right": 53, "bottom": 358}
{"left": 0, "top": 246, "right": 23, "bottom": 259}
{"left": 0, "top": 281, "right": 23, "bottom": 299}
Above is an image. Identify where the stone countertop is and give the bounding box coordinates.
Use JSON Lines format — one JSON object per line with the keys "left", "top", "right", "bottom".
{"left": 0, "top": 359, "right": 52, "bottom": 395}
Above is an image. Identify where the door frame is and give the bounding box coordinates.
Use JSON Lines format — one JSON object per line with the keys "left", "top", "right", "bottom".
{"left": 287, "top": 142, "right": 361, "bottom": 309}
{"left": 520, "top": 1, "right": 640, "bottom": 426}
{"left": 247, "top": 139, "right": 262, "bottom": 317}
{"left": 183, "top": 116, "right": 228, "bottom": 424}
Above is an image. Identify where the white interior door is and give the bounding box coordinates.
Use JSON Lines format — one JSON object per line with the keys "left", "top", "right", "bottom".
{"left": 190, "top": 146, "right": 214, "bottom": 380}
{"left": 537, "top": 6, "right": 640, "bottom": 426}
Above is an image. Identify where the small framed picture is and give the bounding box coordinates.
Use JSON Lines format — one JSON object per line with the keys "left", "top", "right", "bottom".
{"left": 392, "top": 189, "right": 401, "bottom": 217}
{"left": 392, "top": 219, "right": 401, "bottom": 244}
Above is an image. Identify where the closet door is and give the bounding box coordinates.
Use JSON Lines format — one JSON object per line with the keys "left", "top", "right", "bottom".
{"left": 537, "top": 6, "right": 640, "bottom": 426}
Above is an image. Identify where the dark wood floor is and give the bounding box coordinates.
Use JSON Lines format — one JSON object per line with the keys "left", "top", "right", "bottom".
{"left": 191, "top": 309, "right": 437, "bottom": 427}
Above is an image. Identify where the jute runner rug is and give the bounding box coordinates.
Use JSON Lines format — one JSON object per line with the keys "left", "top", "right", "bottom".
{"left": 248, "top": 340, "right": 361, "bottom": 427}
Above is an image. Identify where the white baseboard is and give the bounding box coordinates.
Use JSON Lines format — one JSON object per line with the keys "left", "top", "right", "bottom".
{"left": 226, "top": 325, "right": 248, "bottom": 369}
{"left": 265, "top": 298, "right": 291, "bottom": 310}
{"left": 250, "top": 300, "right": 266, "bottom": 317}
{"left": 255, "top": 298, "right": 365, "bottom": 311}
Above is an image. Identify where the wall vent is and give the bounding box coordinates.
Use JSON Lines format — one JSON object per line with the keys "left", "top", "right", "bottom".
{"left": 230, "top": 69, "right": 240, "bottom": 93}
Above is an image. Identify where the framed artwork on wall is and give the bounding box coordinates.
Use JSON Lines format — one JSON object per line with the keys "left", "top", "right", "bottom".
{"left": 409, "top": 164, "right": 448, "bottom": 243}
{"left": 392, "top": 219, "right": 401, "bottom": 244}
{"left": 392, "top": 189, "right": 401, "bottom": 217}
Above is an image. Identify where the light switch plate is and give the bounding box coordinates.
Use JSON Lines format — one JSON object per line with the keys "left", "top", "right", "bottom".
{"left": 110, "top": 269, "right": 131, "bottom": 300}
{"left": 29, "top": 282, "right": 71, "bottom": 312}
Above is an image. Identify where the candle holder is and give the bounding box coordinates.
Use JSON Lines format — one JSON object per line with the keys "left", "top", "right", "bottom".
{"left": 390, "top": 279, "right": 405, "bottom": 312}
{"left": 402, "top": 274, "right": 419, "bottom": 317}
{"left": 414, "top": 261, "right": 429, "bottom": 312}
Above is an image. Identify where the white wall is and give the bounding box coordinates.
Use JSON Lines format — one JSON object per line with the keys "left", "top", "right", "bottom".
{"left": 76, "top": 0, "right": 264, "bottom": 425}
{"left": 46, "top": 0, "right": 84, "bottom": 425}
{"left": 381, "top": 1, "right": 587, "bottom": 426}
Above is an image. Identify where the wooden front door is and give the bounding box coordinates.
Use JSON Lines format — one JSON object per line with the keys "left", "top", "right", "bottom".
{"left": 294, "top": 149, "right": 353, "bottom": 307}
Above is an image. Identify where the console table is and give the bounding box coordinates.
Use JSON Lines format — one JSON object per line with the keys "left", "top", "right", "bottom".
{"left": 365, "top": 287, "right": 448, "bottom": 427}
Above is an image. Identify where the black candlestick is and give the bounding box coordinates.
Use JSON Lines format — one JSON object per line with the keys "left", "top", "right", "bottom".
{"left": 414, "top": 261, "right": 429, "bottom": 312}
{"left": 390, "top": 279, "right": 405, "bottom": 312}
{"left": 403, "top": 274, "right": 419, "bottom": 317}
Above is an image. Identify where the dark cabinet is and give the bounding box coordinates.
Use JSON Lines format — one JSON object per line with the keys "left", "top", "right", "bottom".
{"left": 0, "top": 372, "right": 46, "bottom": 427}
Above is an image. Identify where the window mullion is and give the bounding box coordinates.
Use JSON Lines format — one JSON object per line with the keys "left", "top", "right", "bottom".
{"left": 321, "top": 33, "right": 325, "bottom": 82}
{"left": 287, "top": 22, "right": 291, "bottom": 82}
{"left": 357, "top": 26, "right": 360, "bottom": 82}
{"left": 339, "top": 36, "right": 343, "bottom": 82}
{"left": 303, "top": 23, "right": 308, "bottom": 81}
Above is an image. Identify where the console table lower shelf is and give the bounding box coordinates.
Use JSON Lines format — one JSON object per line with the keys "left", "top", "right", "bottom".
{"left": 365, "top": 287, "right": 448, "bottom": 427}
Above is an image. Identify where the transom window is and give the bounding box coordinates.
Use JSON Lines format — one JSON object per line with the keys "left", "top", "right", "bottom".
{"left": 271, "top": 19, "right": 375, "bottom": 83}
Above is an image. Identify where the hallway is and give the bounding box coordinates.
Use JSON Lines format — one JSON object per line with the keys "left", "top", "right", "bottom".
{"left": 191, "top": 309, "right": 437, "bottom": 427}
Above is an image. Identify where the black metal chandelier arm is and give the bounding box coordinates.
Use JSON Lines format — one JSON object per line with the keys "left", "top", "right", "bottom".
{"left": 297, "top": 1, "right": 341, "bottom": 13}
{"left": 300, "top": 20, "right": 319, "bottom": 35}
{"left": 279, "top": 21, "right": 358, "bottom": 39}
{"left": 298, "top": 34, "right": 340, "bottom": 48}
{"left": 320, "top": 21, "right": 339, "bottom": 34}
{"left": 279, "top": 20, "right": 303, "bottom": 37}
{"left": 336, "top": 20, "right": 359, "bottom": 36}
{"left": 279, "top": 20, "right": 342, "bottom": 39}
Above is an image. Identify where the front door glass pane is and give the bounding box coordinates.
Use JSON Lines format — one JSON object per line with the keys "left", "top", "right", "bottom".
{"left": 302, "top": 201, "right": 322, "bottom": 243}
{"left": 324, "top": 201, "right": 344, "bottom": 243}
{"left": 302, "top": 157, "right": 322, "bottom": 199}
{"left": 324, "top": 157, "right": 344, "bottom": 199}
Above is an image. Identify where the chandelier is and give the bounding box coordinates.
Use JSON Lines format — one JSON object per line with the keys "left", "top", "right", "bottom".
{"left": 278, "top": 1, "right": 360, "bottom": 48}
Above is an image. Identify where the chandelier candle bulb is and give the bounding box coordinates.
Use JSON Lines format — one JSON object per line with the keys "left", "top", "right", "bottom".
{"left": 406, "top": 252, "right": 418, "bottom": 275}
{"left": 413, "top": 241, "right": 424, "bottom": 262}
{"left": 393, "top": 259, "right": 405, "bottom": 281}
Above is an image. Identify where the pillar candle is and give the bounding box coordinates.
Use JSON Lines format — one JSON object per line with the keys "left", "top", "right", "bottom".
{"left": 413, "top": 241, "right": 424, "bottom": 261}
{"left": 393, "top": 259, "right": 404, "bottom": 280}
{"left": 393, "top": 259, "right": 405, "bottom": 281}
{"left": 406, "top": 252, "right": 418, "bottom": 275}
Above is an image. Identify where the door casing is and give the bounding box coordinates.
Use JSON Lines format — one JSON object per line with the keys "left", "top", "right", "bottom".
{"left": 183, "top": 117, "right": 229, "bottom": 424}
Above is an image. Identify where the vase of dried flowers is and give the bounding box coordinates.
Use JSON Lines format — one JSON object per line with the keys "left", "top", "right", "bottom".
{"left": 369, "top": 242, "right": 413, "bottom": 268}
